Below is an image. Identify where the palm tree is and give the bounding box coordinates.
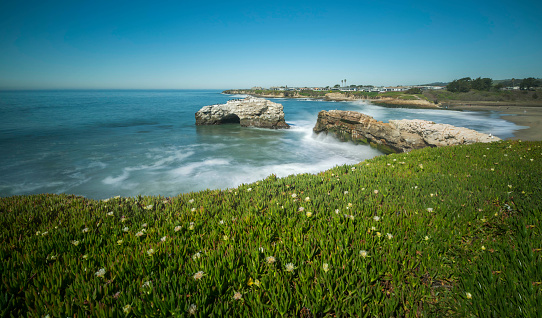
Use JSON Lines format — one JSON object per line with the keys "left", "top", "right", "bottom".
{"left": 344, "top": 79, "right": 347, "bottom": 87}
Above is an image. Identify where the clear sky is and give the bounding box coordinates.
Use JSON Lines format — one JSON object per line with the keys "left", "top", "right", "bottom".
{"left": 1, "top": 0, "right": 541, "bottom": 89}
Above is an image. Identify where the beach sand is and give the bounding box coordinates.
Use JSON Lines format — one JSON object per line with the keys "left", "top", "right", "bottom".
{"left": 446, "top": 104, "right": 542, "bottom": 141}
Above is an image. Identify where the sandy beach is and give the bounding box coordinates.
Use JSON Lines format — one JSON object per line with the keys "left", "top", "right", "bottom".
{"left": 445, "top": 104, "right": 542, "bottom": 141}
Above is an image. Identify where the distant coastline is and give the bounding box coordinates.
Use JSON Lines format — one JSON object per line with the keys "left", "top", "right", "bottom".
{"left": 223, "top": 89, "right": 542, "bottom": 141}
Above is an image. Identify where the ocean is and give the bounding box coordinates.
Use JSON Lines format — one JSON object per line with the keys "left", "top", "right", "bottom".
{"left": 0, "top": 89, "right": 523, "bottom": 200}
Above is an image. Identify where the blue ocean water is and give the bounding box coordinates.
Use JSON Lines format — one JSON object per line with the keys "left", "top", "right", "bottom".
{"left": 0, "top": 90, "right": 523, "bottom": 199}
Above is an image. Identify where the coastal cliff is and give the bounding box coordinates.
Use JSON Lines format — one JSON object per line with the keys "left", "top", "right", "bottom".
{"left": 223, "top": 89, "right": 439, "bottom": 107}
{"left": 195, "top": 97, "right": 289, "bottom": 129}
{"left": 313, "top": 110, "right": 499, "bottom": 153}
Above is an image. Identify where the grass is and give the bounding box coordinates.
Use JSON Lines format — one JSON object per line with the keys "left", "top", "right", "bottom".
{"left": 1, "top": 140, "right": 542, "bottom": 317}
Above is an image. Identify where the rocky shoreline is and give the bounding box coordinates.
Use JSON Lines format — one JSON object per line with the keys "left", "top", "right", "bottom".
{"left": 313, "top": 110, "right": 499, "bottom": 153}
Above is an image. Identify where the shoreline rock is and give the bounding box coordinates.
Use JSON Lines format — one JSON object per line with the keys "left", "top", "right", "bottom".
{"left": 195, "top": 97, "right": 289, "bottom": 129}
{"left": 313, "top": 110, "right": 500, "bottom": 153}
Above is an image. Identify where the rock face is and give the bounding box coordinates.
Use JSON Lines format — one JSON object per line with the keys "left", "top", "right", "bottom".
{"left": 195, "top": 97, "right": 289, "bottom": 129}
{"left": 313, "top": 110, "right": 500, "bottom": 153}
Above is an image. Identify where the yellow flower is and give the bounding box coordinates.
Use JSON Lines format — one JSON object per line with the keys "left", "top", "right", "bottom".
{"left": 359, "top": 250, "right": 368, "bottom": 258}
{"left": 72, "top": 240, "right": 80, "bottom": 246}
{"left": 481, "top": 246, "right": 486, "bottom": 251}
{"left": 147, "top": 248, "right": 155, "bottom": 256}
{"left": 323, "top": 263, "right": 330, "bottom": 272}
{"left": 123, "top": 305, "right": 131, "bottom": 314}
{"left": 306, "top": 212, "right": 313, "bottom": 217}
{"left": 466, "top": 292, "right": 472, "bottom": 299}
{"left": 117, "top": 240, "right": 123, "bottom": 245}
{"left": 376, "top": 232, "right": 382, "bottom": 238}
{"left": 424, "top": 236, "right": 430, "bottom": 241}
{"left": 386, "top": 233, "right": 393, "bottom": 240}
{"left": 266, "top": 256, "right": 276, "bottom": 264}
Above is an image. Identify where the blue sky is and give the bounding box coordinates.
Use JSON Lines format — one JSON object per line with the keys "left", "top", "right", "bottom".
{"left": 0, "top": 0, "right": 541, "bottom": 89}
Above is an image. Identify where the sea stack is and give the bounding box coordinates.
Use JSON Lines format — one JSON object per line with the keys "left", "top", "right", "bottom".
{"left": 313, "top": 110, "right": 500, "bottom": 153}
{"left": 195, "top": 97, "right": 289, "bottom": 129}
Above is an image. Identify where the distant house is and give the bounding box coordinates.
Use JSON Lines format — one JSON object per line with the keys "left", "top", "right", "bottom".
{"left": 251, "top": 86, "right": 263, "bottom": 90}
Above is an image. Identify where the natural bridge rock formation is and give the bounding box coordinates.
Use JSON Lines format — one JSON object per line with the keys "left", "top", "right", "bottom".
{"left": 195, "top": 97, "right": 289, "bottom": 129}
{"left": 313, "top": 110, "right": 499, "bottom": 153}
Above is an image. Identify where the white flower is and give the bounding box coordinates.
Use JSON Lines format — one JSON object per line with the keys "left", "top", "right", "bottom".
{"left": 351, "top": 167, "right": 356, "bottom": 171}
{"left": 233, "top": 291, "right": 243, "bottom": 300}
{"left": 95, "top": 268, "right": 106, "bottom": 278}
{"left": 374, "top": 190, "right": 379, "bottom": 194}
{"left": 174, "top": 225, "right": 182, "bottom": 232}
{"left": 223, "top": 235, "right": 229, "bottom": 241}
{"left": 103, "top": 198, "right": 110, "bottom": 202}
{"left": 359, "top": 250, "right": 368, "bottom": 258}
{"left": 291, "top": 193, "right": 297, "bottom": 198}
{"left": 120, "top": 217, "right": 127, "bottom": 223}
{"left": 427, "top": 208, "right": 433, "bottom": 212}
{"left": 191, "top": 208, "right": 196, "bottom": 212}
{"left": 41, "top": 231, "right": 48, "bottom": 236}
{"left": 188, "top": 199, "right": 194, "bottom": 203}
{"left": 142, "top": 223, "right": 148, "bottom": 228}
{"left": 188, "top": 222, "right": 195, "bottom": 230}
{"left": 144, "top": 205, "right": 153, "bottom": 210}
{"left": 306, "top": 212, "right": 313, "bottom": 217}
{"left": 142, "top": 281, "right": 151, "bottom": 289}
{"left": 117, "top": 240, "right": 123, "bottom": 245}
{"left": 107, "top": 211, "right": 114, "bottom": 216}
{"left": 335, "top": 209, "right": 339, "bottom": 214}
{"left": 72, "top": 240, "right": 80, "bottom": 246}
{"left": 373, "top": 216, "right": 380, "bottom": 222}
{"left": 386, "top": 233, "right": 393, "bottom": 240}
{"left": 188, "top": 304, "right": 197, "bottom": 315}
{"left": 82, "top": 254, "right": 88, "bottom": 259}
{"left": 424, "top": 236, "right": 430, "bottom": 241}
{"left": 147, "top": 248, "right": 155, "bottom": 256}
{"left": 219, "top": 220, "right": 224, "bottom": 225}
{"left": 36, "top": 231, "right": 40, "bottom": 236}
{"left": 114, "top": 195, "right": 121, "bottom": 199}
{"left": 266, "top": 256, "right": 276, "bottom": 264}
{"left": 305, "top": 197, "right": 310, "bottom": 202}
{"left": 193, "top": 271, "right": 204, "bottom": 280}
{"left": 123, "top": 227, "right": 129, "bottom": 232}
{"left": 466, "top": 292, "right": 472, "bottom": 299}
{"left": 82, "top": 227, "right": 89, "bottom": 233}
{"left": 344, "top": 191, "right": 349, "bottom": 194}
{"left": 298, "top": 207, "right": 305, "bottom": 212}
{"left": 123, "top": 304, "right": 131, "bottom": 314}
{"left": 348, "top": 203, "right": 353, "bottom": 207}
{"left": 285, "top": 263, "right": 296, "bottom": 272}
{"left": 161, "top": 236, "right": 167, "bottom": 242}
{"left": 370, "top": 226, "right": 376, "bottom": 231}
{"left": 247, "top": 188, "right": 252, "bottom": 192}
{"left": 322, "top": 263, "right": 330, "bottom": 272}
{"left": 135, "top": 231, "right": 144, "bottom": 237}
{"left": 259, "top": 246, "right": 264, "bottom": 253}
{"left": 192, "top": 252, "right": 201, "bottom": 260}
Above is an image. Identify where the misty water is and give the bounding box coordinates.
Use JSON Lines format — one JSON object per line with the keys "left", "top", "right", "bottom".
{"left": 0, "top": 90, "right": 523, "bottom": 199}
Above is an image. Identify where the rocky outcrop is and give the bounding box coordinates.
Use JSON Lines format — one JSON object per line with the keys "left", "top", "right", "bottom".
{"left": 313, "top": 110, "right": 499, "bottom": 153}
{"left": 195, "top": 97, "right": 289, "bottom": 129}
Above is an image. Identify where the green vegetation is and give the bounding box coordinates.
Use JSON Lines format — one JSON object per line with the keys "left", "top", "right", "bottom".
{"left": 2, "top": 140, "right": 541, "bottom": 317}
{"left": 423, "top": 89, "right": 541, "bottom": 104}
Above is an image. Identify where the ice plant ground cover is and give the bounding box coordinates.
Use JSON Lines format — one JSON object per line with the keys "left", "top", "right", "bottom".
{"left": 1, "top": 140, "right": 541, "bottom": 317}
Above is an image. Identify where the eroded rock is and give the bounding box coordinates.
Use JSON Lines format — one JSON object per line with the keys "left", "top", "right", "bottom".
{"left": 195, "top": 97, "right": 289, "bottom": 129}
{"left": 313, "top": 110, "right": 499, "bottom": 153}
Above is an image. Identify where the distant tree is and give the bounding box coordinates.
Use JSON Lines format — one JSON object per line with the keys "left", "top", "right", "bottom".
{"left": 471, "top": 77, "right": 493, "bottom": 91}
{"left": 405, "top": 87, "right": 423, "bottom": 94}
{"left": 344, "top": 79, "right": 347, "bottom": 87}
{"left": 447, "top": 77, "right": 472, "bottom": 93}
{"left": 494, "top": 83, "right": 504, "bottom": 91}
{"left": 520, "top": 77, "right": 540, "bottom": 90}
{"left": 334, "top": 84, "right": 340, "bottom": 88}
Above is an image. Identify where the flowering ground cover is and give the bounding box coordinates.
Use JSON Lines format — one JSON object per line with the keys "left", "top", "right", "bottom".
{"left": 1, "top": 140, "right": 541, "bottom": 317}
